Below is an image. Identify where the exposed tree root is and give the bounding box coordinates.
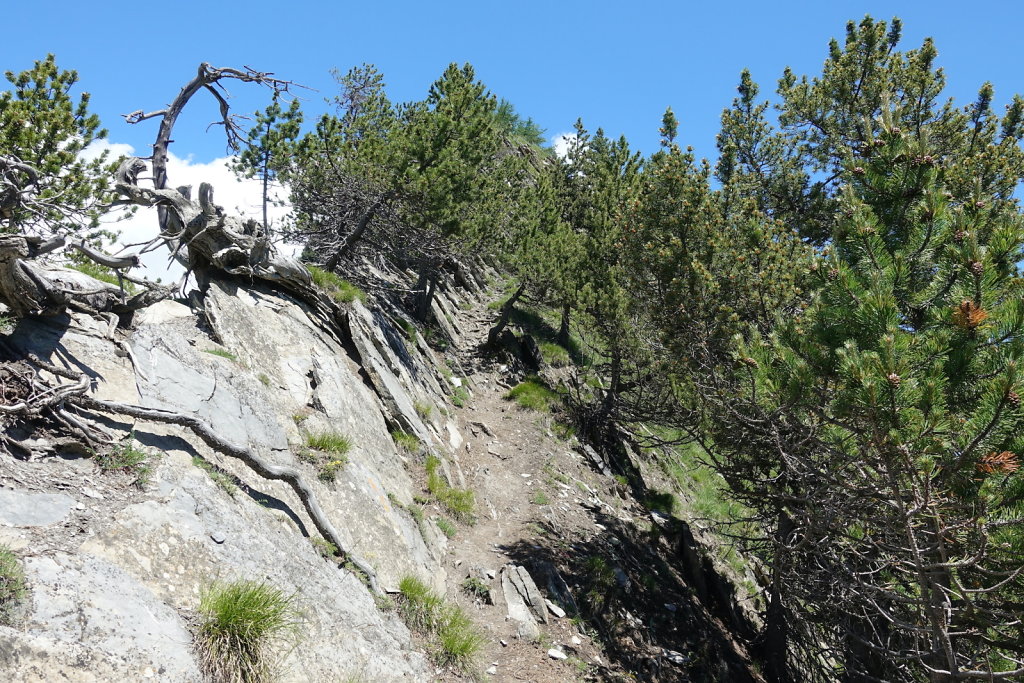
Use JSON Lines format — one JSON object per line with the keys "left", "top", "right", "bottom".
{"left": 0, "top": 354, "right": 381, "bottom": 595}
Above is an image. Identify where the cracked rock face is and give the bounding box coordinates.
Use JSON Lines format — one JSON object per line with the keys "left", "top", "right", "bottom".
{"left": 0, "top": 278, "right": 461, "bottom": 681}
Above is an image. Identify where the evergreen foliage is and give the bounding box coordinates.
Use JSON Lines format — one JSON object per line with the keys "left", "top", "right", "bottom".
{"left": 0, "top": 55, "right": 118, "bottom": 239}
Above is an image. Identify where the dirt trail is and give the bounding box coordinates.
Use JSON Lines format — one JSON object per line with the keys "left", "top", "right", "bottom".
{"left": 427, "top": 301, "right": 633, "bottom": 682}
{"left": 418, "top": 293, "right": 765, "bottom": 683}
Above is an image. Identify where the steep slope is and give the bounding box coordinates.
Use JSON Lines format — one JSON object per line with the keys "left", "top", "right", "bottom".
{"left": 0, "top": 274, "right": 468, "bottom": 681}
{"left": 0, "top": 267, "right": 763, "bottom": 682}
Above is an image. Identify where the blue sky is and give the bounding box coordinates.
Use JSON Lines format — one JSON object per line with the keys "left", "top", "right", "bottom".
{"left": 6, "top": 0, "right": 1024, "bottom": 163}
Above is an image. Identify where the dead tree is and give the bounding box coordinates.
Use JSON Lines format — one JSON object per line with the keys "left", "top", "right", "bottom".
{"left": 0, "top": 64, "right": 386, "bottom": 594}
{"left": 0, "top": 155, "right": 171, "bottom": 317}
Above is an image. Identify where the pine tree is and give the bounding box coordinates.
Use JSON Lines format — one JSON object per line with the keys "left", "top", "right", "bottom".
{"left": 231, "top": 93, "right": 302, "bottom": 230}
{"left": 694, "top": 19, "right": 1024, "bottom": 680}
{"left": 0, "top": 55, "right": 116, "bottom": 239}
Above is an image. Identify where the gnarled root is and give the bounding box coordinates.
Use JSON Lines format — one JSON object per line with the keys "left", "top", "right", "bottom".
{"left": 0, "top": 355, "right": 381, "bottom": 595}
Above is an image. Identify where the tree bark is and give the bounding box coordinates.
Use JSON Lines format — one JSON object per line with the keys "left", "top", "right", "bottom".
{"left": 486, "top": 282, "right": 525, "bottom": 347}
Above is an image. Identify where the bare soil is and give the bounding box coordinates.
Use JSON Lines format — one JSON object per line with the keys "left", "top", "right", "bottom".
{"left": 422, "top": 300, "right": 766, "bottom": 683}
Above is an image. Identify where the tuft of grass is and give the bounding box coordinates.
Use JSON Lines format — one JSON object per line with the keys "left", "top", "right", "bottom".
{"left": 292, "top": 412, "right": 310, "bottom": 425}
{"left": 504, "top": 377, "right": 560, "bottom": 412}
{"left": 531, "top": 490, "right": 550, "bottom": 506}
{"left": 301, "top": 432, "right": 351, "bottom": 482}
{"left": 95, "top": 437, "right": 153, "bottom": 487}
{"left": 413, "top": 400, "right": 433, "bottom": 420}
{"left": 433, "top": 607, "right": 485, "bottom": 670}
{"left": 258, "top": 373, "right": 271, "bottom": 387}
{"left": 307, "top": 266, "right": 365, "bottom": 304}
{"left": 451, "top": 386, "right": 469, "bottom": 408}
{"left": 435, "top": 517, "right": 457, "bottom": 538}
{"left": 538, "top": 341, "right": 571, "bottom": 367}
{"left": 195, "top": 579, "right": 301, "bottom": 683}
{"left": 398, "top": 576, "right": 482, "bottom": 672}
{"left": 391, "top": 430, "right": 422, "bottom": 453}
{"left": 398, "top": 575, "right": 445, "bottom": 632}
{"left": 70, "top": 261, "right": 137, "bottom": 294}
{"left": 192, "top": 457, "right": 238, "bottom": 497}
{"left": 204, "top": 348, "right": 238, "bottom": 362}
{"left": 305, "top": 432, "right": 352, "bottom": 455}
{"left": 551, "top": 420, "right": 576, "bottom": 441}
{"left": 424, "top": 456, "right": 476, "bottom": 523}
{"left": 0, "top": 544, "right": 26, "bottom": 625}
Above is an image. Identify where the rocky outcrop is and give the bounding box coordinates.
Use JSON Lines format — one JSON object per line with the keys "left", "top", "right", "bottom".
{"left": 0, "top": 272, "right": 476, "bottom": 681}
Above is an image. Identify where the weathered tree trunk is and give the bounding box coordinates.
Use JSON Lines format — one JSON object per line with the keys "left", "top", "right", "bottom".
{"left": 557, "top": 301, "right": 572, "bottom": 347}
{"left": 486, "top": 282, "right": 525, "bottom": 347}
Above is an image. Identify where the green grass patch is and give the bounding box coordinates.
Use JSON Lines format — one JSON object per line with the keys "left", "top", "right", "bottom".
{"left": 435, "top": 517, "right": 457, "bottom": 538}
{"left": 396, "top": 318, "right": 416, "bottom": 340}
{"left": 195, "top": 579, "right": 300, "bottom": 683}
{"left": 538, "top": 341, "right": 571, "bottom": 367}
{"left": 504, "top": 376, "right": 560, "bottom": 412}
{"left": 192, "top": 457, "right": 237, "bottom": 497}
{"left": 204, "top": 348, "right": 238, "bottom": 362}
{"left": 307, "top": 266, "right": 366, "bottom": 304}
{"left": 95, "top": 437, "right": 153, "bottom": 487}
{"left": 451, "top": 386, "right": 469, "bottom": 408}
{"left": 258, "top": 373, "right": 271, "bottom": 387}
{"left": 531, "top": 490, "right": 550, "bottom": 505}
{"left": 305, "top": 432, "right": 352, "bottom": 455}
{"left": 311, "top": 538, "right": 339, "bottom": 559}
{"left": 413, "top": 400, "right": 433, "bottom": 420}
{"left": 70, "top": 261, "right": 136, "bottom": 293}
{"left": 302, "top": 432, "right": 351, "bottom": 482}
{"left": 391, "top": 430, "right": 421, "bottom": 453}
{"left": 398, "top": 576, "right": 482, "bottom": 672}
{"left": 425, "top": 455, "right": 476, "bottom": 523}
{"left": 461, "top": 576, "right": 489, "bottom": 599}
{"left": 0, "top": 544, "right": 26, "bottom": 625}
{"left": 551, "top": 420, "right": 576, "bottom": 441}
{"left": 643, "top": 491, "right": 677, "bottom": 515}
{"left": 70, "top": 261, "right": 137, "bottom": 293}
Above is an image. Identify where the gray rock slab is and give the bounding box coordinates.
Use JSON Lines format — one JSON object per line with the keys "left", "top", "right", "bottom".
{"left": 0, "top": 489, "right": 75, "bottom": 527}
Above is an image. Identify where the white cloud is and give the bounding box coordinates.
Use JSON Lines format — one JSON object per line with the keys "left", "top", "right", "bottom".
{"left": 550, "top": 132, "right": 575, "bottom": 160}
{"left": 81, "top": 140, "right": 294, "bottom": 285}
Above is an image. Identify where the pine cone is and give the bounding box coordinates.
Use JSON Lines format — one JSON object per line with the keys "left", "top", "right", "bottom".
{"left": 969, "top": 260, "right": 984, "bottom": 276}
{"left": 887, "top": 373, "right": 901, "bottom": 388}
{"left": 1008, "top": 391, "right": 1021, "bottom": 408}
